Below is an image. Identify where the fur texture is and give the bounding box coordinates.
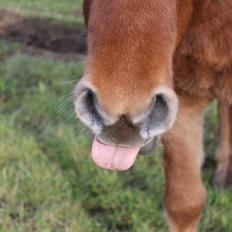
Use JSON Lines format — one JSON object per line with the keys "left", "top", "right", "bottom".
{"left": 175, "top": 0, "right": 232, "bottom": 103}
{"left": 79, "top": 1, "right": 232, "bottom": 231}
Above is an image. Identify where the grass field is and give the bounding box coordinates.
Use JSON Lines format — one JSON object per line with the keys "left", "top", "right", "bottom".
{"left": 0, "top": 1, "right": 232, "bottom": 231}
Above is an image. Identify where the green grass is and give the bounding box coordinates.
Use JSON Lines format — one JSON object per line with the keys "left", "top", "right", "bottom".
{"left": 0, "top": 1, "right": 232, "bottom": 231}
{"left": 0, "top": 0, "right": 84, "bottom": 27}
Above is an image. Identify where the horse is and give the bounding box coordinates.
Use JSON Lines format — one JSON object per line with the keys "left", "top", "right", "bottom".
{"left": 74, "top": 1, "right": 232, "bottom": 231}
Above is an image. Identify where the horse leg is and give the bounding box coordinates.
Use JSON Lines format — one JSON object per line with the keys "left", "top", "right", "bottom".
{"left": 214, "top": 101, "right": 232, "bottom": 187}
{"left": 163, "top": 98, "right": 206, "bottom": 232}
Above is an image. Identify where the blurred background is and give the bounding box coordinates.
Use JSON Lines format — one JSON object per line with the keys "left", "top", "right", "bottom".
{"left": 0, "top": 1, "right": 232, "bottom": 231}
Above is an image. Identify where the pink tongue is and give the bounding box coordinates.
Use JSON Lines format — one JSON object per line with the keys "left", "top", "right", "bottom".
{"left": 92, "top": 138, "right": 140, "bottom": 171}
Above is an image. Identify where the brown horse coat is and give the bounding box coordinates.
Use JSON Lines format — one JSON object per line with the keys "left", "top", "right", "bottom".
{"left": 74, "top": 1, "right": 232, "bottom": 231}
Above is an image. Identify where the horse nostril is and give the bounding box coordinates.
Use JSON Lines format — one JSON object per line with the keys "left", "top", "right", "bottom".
{"left": 140, "top": 87, "right": 178, "bottom": 139}
{"left": 85, "top": 89, "right": 102, "bottom": 124}
{"left": 146, "top": 93, "right": 169, "bottom": 132}
{"left": 155, "top": 94, "right": 167, "bottom": 108}
{"left": 74, "top": 84, "right": 103, "bottom": 135}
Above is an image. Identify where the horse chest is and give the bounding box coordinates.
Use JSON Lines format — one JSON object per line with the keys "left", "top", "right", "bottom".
{"left": 173, "top": 0, "right": 232, "bottom": 103}
{"left": 173, "top": 52, "right": 232, "bottom": 103}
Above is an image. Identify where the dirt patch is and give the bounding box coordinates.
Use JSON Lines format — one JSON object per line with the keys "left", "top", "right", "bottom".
{"left": 22, "top": 46, "right": 85, "bottom": 62}
{"left": 0, "top": 10, "right": 87, "bottom": 54}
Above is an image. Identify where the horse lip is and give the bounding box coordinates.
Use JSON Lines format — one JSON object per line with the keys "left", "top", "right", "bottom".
{"left": 95, "top": 137, "right": 142, "bottom": 149}
{"left": 139, "top": 136, "right": 160, "bottom": 155}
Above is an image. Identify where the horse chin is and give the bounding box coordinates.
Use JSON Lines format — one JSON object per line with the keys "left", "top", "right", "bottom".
{"left": 139, "top": 137, "right": 160, "bottom": 155}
